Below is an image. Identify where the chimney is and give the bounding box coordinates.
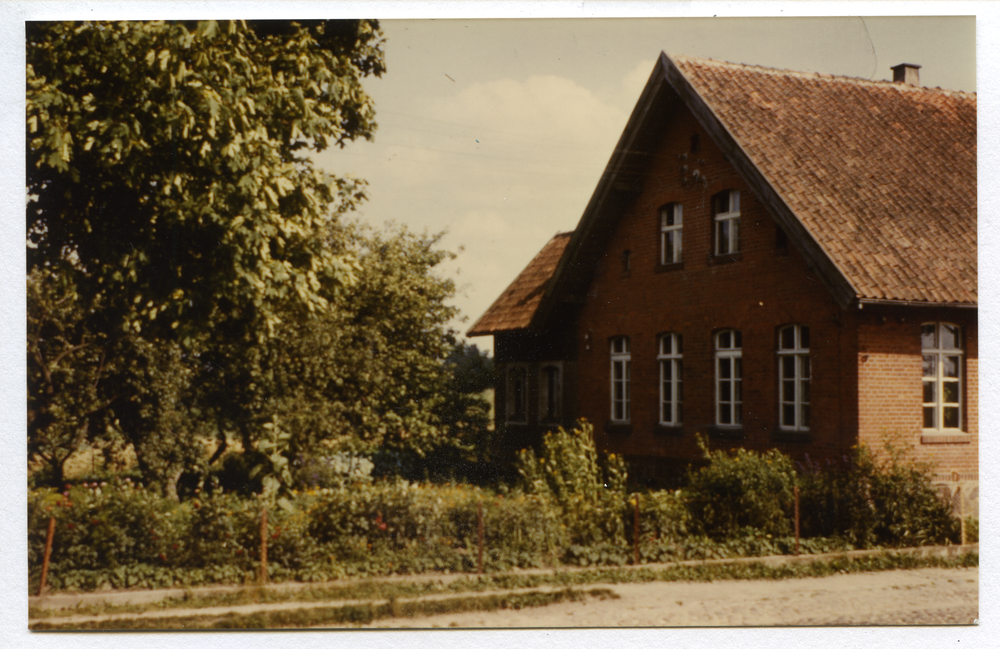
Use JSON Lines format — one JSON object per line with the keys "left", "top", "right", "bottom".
{"left": 891, "top": 63, "right": 921, "bottom": 86}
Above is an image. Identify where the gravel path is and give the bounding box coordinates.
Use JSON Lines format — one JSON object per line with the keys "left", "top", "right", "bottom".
{"left": 365, "top": 567, "right": 978, "bottom": 627}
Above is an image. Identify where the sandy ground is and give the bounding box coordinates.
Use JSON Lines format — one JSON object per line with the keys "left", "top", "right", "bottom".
{"left": 364, "top": 567, "right": 978, "bottom": 628}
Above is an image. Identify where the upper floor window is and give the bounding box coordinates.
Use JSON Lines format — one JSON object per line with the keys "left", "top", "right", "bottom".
{"left": 610, "top": 337, "right": 631, "bottom": 422}
{"left": 540, "top": 364, "right": 562, "bottom": 422}
{"left": 715, "top": 329, "right": 742, "bottom": 426}
{"left": 506, "top": 366, "right": 527, "bottom": 424}
{"left": 659, "top": 333, "right": 683, "bottom": 426}
{"left": 778, "top": 325, "right": 811, "bottom": 431}
{"left": 713, "top": 190, "right": 741, "bottom": 255}
{"left": 660, "top": 204, "right": 683, "bottom": 265}
{"left": 922, "top": 323, "right": 963, "bottom": 431}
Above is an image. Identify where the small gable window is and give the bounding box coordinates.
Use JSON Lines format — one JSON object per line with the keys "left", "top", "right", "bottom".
{"left": 713, "top": 190, "right": 741, "bottom": 255}
{"left": 610, "top": 337, "right": 631, "bottom": 422}
{"left": 922, "top": 323, "right": 963, "bottom": 431}
{"left": 660, "top": 204, "right": 683, "bottom": 265}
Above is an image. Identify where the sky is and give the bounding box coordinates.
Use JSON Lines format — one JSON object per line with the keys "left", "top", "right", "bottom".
{"left": 1, "top": 4, "right": 996, "bottom": 649}
{"left": 312, "top": 16, "right": 977, "bottom": 355}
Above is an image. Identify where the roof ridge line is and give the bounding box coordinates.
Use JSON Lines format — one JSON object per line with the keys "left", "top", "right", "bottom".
{"left": 669, "top": 54, "right": 976, "bottom": 98}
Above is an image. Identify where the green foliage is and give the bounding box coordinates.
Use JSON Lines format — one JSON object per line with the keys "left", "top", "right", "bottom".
{"left": 796, "top": 441, "right": 960, "bottom": 547}
{"left": 516, "top": 423, "right": 630, "bottom": 564}
{"left": 684, "top": 439, "right": 797, "bottom": 539}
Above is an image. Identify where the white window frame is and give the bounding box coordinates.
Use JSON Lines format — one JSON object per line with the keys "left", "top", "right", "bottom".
{"left": 778, "top": 325, "right": 811, "bottom": 432}
{"left": 714, "top": 190, "right": 741, "bottom": 255}
{"left": 660, "top": 203, "right": 683, "bottom": 264}
{"left": 715, "top": 329, "right": 742, "bottom": 427}
{"left": 505, "top": 364, "right": 528, "bottom": 424}
{"left": 658, "top": 333, "right": 683, "bottom": 426}
{"left": 539, "top": 362, "right": 563, "bottom": 423}
{"left": 610, "top": 337, "right": 631, "bottom": 423}
{"left": 922, "top": 322, "right": 963, "bottom": 432}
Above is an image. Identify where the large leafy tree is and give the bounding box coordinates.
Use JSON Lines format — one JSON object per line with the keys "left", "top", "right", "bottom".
{"left": 26, "top": 20, "right": 385, "bottom": 487}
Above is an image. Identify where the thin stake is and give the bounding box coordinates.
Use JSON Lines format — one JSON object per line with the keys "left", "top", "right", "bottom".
{"left": 38, "top": 517, "right": 56, "bottom": 596}
{"left": 633, "top": 494, "right": 641, "bottom": 565}
{"left": 477, "top": 500, "right": 484, "bottom": 574}
{"left": 794, "top": 485, "right": 800, "bottom": 556}
{"left": 260, "top": 506, "right": 268, "bottom": 585}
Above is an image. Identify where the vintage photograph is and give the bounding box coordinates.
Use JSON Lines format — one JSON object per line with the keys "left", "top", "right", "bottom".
{"left": 21, "top": 13, "right": 979, "bottom": 634}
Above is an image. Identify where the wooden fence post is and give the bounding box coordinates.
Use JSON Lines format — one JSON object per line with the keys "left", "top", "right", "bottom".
{"left": 477, "top": 501, "right": 484, "bottom": 574}
{"left": 38, "top": 517, "right": 56, "bottom": 596}
{"left": 633, "top": 493, "right": 640, "bottom": 565}
{"left": 260, "top": 506, "right": 268, "bottom": 585}
{"left": 793, "top": 486, "right": 800, "bottom": 556}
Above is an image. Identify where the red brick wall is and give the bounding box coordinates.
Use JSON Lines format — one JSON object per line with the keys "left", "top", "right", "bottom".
{"left": 574, "top": 105, "right": 860, "bottom": 472}
{"left": 856, "top": 307, "right": 978, "bottom": 480}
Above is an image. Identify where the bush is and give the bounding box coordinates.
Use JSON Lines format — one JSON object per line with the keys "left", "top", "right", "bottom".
{"left": 797, "top": 441, "right": 959, "bottom": 548}
{"left": 684, "top": 440, "right": 796, "bottom": 539}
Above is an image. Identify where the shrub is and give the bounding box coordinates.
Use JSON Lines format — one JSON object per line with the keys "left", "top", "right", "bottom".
{"left": 684, "top": 440, "right": 796, "bottom": 539}
{"left": 516, "top": 422, "right": 630, "bottom": 564}
{"left": 797, "top": 441, "right": 959, "bottom": 548}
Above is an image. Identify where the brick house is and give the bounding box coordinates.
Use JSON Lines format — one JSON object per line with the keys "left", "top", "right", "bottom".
{"left": 468, "top": 54, "right": 977, "bottom": 512}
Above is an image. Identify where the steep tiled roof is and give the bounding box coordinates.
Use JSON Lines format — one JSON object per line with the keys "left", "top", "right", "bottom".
{"left": 672, "top": 56, "right": 977, "bottom": 305}
{"left": 467, "top": 232, "right": 573, "bottom": 336}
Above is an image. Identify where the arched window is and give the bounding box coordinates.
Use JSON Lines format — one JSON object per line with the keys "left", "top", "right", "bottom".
{"left": 506, "top": 366, "right": 527, "bottom": 423}
{"left": 715, "top": 330, "right": 742, "bottom": 426}
{"left": 610, "top": 337, "right": 631, "bottom": 422}
{"left": 540, "top": 364, "right": 562, "bottom": 422}
{"left": 660, "top": 203, "right": 683, "bottom": 264}
{"left": 778, "top": 325, "right": 811, "bottom": 431}
{"left": 713, "top": 190, "right": 741, "bottom": 255}
{"left": 658, "top": 333, "right": 683, "bottom": 425}
{"left": 922, "top": 323, "right": 963, "bottom": 431}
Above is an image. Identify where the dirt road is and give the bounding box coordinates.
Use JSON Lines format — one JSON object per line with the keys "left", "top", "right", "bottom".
{"left": 367, "top": 567, "right": 978, "bottom": 627}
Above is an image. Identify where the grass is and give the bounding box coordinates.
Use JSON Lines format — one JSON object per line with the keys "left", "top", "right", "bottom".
{"left": 30, "top": 550, "right": 977, "bottom": 627}
{"left": 30, "top": 587, "right": 619, "bottom": 630}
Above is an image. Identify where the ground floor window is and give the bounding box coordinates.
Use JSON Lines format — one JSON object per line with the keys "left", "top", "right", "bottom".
{"left": 506, "top": 365, "right": 527, "bottom": 423}
{"left": 610, "top": 337, "right": 631, "bottom": 422}
{"left": 715, "top": 329, "right": 742, "bottom": 426}
{"left": 778, "top": 324, "right": 810, "bottom": 431}
{"left": 922, "top": 322, "right": 963, "bottom": 431}
{"left": 659, "top": 333, "right": 683, "bottom": 425}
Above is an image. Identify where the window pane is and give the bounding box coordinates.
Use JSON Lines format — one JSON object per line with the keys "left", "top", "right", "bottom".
{"left": 923, "top": 380, "right": 936, "bottom": 404}
{"left": 781, "top": 327, "right": 795, "bottom": 350}
{"left": 782, "top": 355, "right": 795, "bottom": 377}
{"left": 923, "top": 406, "right": 936, "bottom": 428}
{"left": 921, "top": 324, "right": 936, "bottom": 349}
{"left": 614, "top": 381, "right": 623, "bottom": 401}
{"left": 676, "top": 335, "right": 683, "bottom": 354}
{"left": 677, "top": 378, "right": 683, "bottom": 401}
{"left": 800, "top": 326, "right": 810, "bottom": 349}
{"left": 677, "top": 403, "right": 683, "bottom": 423}
{"left": 718, "top": 220, "right": 729, "bottom": 254}
{"left": 719, "top": 331, "right": 731, "bottom": 349}
{"left": 941, "top": 324, "right": 959, "bottom": 350}
{"left": 674, "top": 232, "right": 683, "bottom": 263}
{"left": 675, "top": 204, "right": 683, "bottom": 224}
{"left": 734, "top": 356, "right": 742, "bottom": 377}
{"left": 943, "top": 407, "right": 959, "bottom": 428}
{"left": 731, "top": 191, "right": 740, "bottom": 212}
{"left": 734, "top": 403, "right": 743, "bottom": 424}
{"left": 922, "top": 355, "right": 936, "bottom": 377}
{"left": 783, "top": 380, "right": 795, "bottom": 402}
{"left": 720, "top": 404, "right": 731, "bottom": 424}
{"left": 614, "top": 362, "right": 623, "bottom": 380}
{"left": 734, "top": 331, "right": 743, "bottom": 348}
{"left": 719, "top": 358, "right": 731, "bottom": 379}
{"left": 802, "top": 380, "right": 810, "bottom": 404}
{"left": 677, "top": 361, "right": 683, "bottom": 381}
{"left": 801, "top": 405, "right": 810, "bottom": 428}
{"left": 734, "top": 380, "right": 742, "bottom": 402}
{"left": 662, "top": 361, "right": 672, "bottom": 381}
{"left": 614, "top": 402, "right": 623, "bottom": 421}
{"left": 713, "top": 192, "right": 728, "bottom": 214}
{"left": 721, "top": 381, "right": 731, "bottom": 401}
{"left": 731, "top": 219, "right": 741, "bottom": 252}
{"left": 664, "top": 232, "right": 676, "bottom": 263}
{"left": 783, "top": 404, "right": 795, "bottom": 426}
{"left": 943, "top": 381, "right": 959, "bottom": 404}
{"left": 801, "top": 356, "right": 811, "bottom": 379}
{"left": 944, "top": 356, "right": 959, "bottom": 378}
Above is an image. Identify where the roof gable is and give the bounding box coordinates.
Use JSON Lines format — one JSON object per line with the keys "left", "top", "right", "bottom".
{"left": 470, "top": 54, "right": 976, "bottom": 336}
{"left": 670, "top": 55, "right": 976, "bottom": 306}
